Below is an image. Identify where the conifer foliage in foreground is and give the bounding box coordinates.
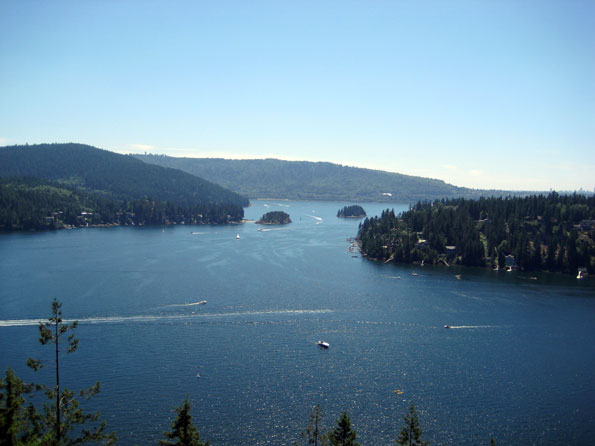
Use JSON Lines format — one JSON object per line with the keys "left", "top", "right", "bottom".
{"left": 396, "top": 404, "right": 428, "bottom": 446}
{"left": 327, "top": 411, "right": 359, "bottom": 446}
{"left": 159, "top": 396, "right": 208, "bottom": 446}
{"left": 1, "top": 298, "right": 116, "bottom": 445}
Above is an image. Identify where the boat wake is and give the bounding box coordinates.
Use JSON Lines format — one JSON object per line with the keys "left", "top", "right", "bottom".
{"left": 0, "top": 309, "right": 334, "bottom": 328}
{"left": 445, "top": 325, "right": 496, "bottom": 329}
{"left": 257, "top": 227, "right": 290, "bottom": 232}
{"left": 164, "top": 301, "right": 207, "bottom": 307}
{"left": 306, "top": 215, "right": 323, "bottom": 221}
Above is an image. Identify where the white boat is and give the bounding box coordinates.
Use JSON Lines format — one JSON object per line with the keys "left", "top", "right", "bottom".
{"left": 444, "top": 325, "right": 451, "bottom": 329}
{"left": 236, "top": 234, "right": 240, "bottom": 239}
{"left": 198, "top": 300, "right": 207, "bottom": 305}
{"left": 317, "top": 340, "right": 330, "bottom": 349}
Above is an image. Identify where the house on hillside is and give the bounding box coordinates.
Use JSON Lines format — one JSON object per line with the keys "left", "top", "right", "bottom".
{"left": 445, "top": 246, "right": 457, "bottom": 258}
{"left": 505, "top": 255, "right": 516, "bottom": 271}
{"left": 416, "top": 239, "right": 428, "bottom": 249}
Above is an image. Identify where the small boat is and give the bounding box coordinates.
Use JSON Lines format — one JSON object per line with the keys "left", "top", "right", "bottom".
{"left": 444, "top": 325, "right": 451, "bottom": 329}
{"left": 198, "top": 300, "right": 207, "bottom": 305}
{"left": 577, "top": 271, "right": 584, "bottom": 279}
{"left": 317, "top": 340, "right": 330, "bottom": 349}
{"left": 236, "top": 234, "right": 240, "bottom": 239}
{"left": 393, "top": 389, "right": 404, "bottom": 395}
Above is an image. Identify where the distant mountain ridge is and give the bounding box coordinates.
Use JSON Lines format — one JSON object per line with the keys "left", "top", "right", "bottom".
{"left": 135, "top": 154, "right": 515, "bottom": 202}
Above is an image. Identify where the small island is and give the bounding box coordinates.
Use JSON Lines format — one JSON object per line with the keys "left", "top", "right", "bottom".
{"left": 256, "top": 211, "right": 292, "bottom": 225}
{"left": 337, "top": 205, "right": 366, "bottom": 218}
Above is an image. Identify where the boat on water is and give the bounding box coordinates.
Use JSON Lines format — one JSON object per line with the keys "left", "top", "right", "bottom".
{"left": 317, "top": 340, "right": 330, "bottom": 349}
{"left": 236, "top": 234, "right": 240, "bottom": 239}
{"left": 198, "top": 300, "right": 207, "bottom": 305}
{"left": 444, "top": 325, "right": 451, "bottom": 329}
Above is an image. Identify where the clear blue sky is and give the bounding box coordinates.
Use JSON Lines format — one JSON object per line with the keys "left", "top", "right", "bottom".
{"left": 1, "top": 0, "right": 593, "bottom": 191}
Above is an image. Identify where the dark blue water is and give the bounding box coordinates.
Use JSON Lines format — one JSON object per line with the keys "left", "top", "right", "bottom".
{"left": 1, "top": 201, "right": 594, "bottom": 445}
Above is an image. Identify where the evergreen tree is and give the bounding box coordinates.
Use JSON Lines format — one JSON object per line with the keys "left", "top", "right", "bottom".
{"left": 159, "top": 397, "right": 208, "bottom": 446}
{"left": 328, "top": 412, "right": 358, "bottom": 446}
{"left": 396, "top": 404, "right": 428, "bottom": 446}
{"left": 299, "top": 405, "right": 325, "bottom": 446}
{"left": 0, "top": 368, "right": 39, "bottom": 446}
{"left": 26, "top": 299, "right": 116, "bottom": 445}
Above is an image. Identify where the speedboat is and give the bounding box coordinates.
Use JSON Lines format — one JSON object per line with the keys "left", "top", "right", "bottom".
{"left": 198, "top": 300, "right": 207, "bottom": 305}
{"left": 444, "top": 325, "right": 451, "bottom": 329}
{"left": 236, "top": 234, "right": 240, "bottom": 239}
{"left": 317, "top": 340, "right": 330, "bottom": 349}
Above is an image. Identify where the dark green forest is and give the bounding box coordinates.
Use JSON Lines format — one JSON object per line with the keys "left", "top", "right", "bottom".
{"left": 358, "top": 193, "right": 595, "bottom": 274}
{"left": 256, "top": 211, "right": 292, "bottom": 224}
{"left": 337, "top": 205, "right": 366, "bottom": 218}
{"left": 0, "top": 178, "right": 244, "bottom": 230}
{"left": 0, "top": 144, "right": 249, "bottom": 230}
{"left": 136, "top": 154, "right": 520, "bottom": 203}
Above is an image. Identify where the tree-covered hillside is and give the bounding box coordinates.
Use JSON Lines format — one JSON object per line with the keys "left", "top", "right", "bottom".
{"left": 0, "top": 177, "right": 244, "bottom": 230}
{"left": 0, "top": 144, "right": 249, "bottom": 208}
{"left": 0, "top": 144, "right": 249, "bottom": 230}
{"left": 358, "top": 193, "right": 595, "bottom": 274}
{"left": 136, "top": 155, "right": 515, "bottom": 202}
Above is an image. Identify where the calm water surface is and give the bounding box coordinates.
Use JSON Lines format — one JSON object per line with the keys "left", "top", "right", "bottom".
{"left": 1, "top": 201, "right": 594, "bottom": 445}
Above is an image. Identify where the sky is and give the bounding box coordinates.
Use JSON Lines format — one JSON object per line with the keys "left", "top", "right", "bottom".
{"left": 0, "top": 0, "right": 593, "bottom": 192}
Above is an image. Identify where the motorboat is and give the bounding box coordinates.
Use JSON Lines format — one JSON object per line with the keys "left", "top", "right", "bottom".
{"left": 444, "top": 325, "right": 451, "bottom": 329}
{"left": 236, "top": 234, "right": 240, "bottom": 239}
{"left": 198, "top": 300, "right": 207, "bottom": 305}
{"left": 317, "top": 340, "right": 330, "bottom": 349}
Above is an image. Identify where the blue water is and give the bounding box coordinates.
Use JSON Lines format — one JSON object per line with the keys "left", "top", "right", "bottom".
{"left": 1, "top": 201, "right": 594, "bottom": 445}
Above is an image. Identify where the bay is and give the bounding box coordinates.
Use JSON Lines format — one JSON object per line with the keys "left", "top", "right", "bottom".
{"left": 1, "top": 201, "right": 594, "bottom": 445}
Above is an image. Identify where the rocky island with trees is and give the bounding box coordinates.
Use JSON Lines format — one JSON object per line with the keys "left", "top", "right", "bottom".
{"left": 256, "top": 211, "right": 292, "bottom": 225}
{"left": 358, "top": 193, "right": 594, "bottom": 275}
{"left": 337, "top": 205, "right": 366, "bottom": 218}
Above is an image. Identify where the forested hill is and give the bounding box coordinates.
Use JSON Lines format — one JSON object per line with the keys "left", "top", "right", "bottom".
{"left": 0, "top": 144, "right": 248, "bottom": 208}
{"left": 0, "top": 144, "right": 249, "bottom": 230}
{"left": 135, "top": 154, "right": 513, "bottom": 202}
{"left": 358, "top": 194, "right": 595, "bottom": 275}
